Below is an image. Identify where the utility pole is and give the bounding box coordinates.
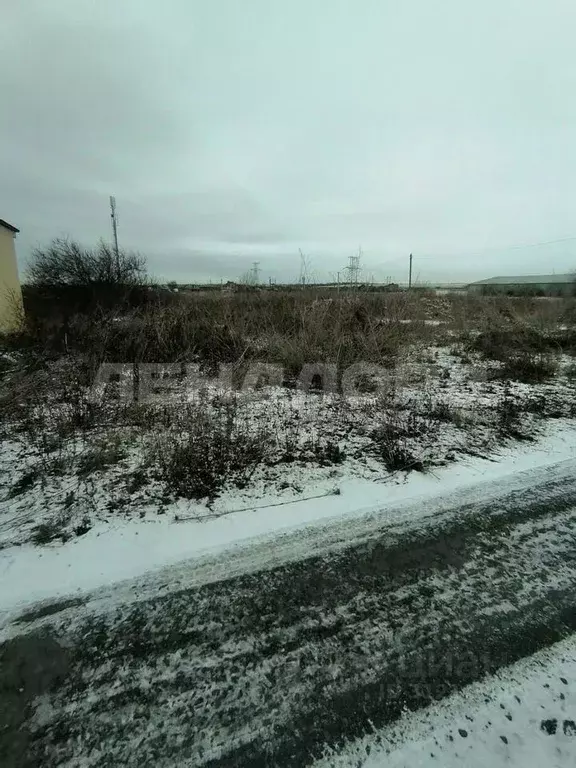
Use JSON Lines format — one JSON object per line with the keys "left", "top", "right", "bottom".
{"left": 408, "top": 253, "right": 413, "bottom": 290}
{"left": 109, "top": 196, "right": 120, "bottom": 275}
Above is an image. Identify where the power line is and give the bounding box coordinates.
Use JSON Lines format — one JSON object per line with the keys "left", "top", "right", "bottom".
{"left": 416, "top": 234, "right": 576, "bottom": 260}
{"left": 509, "top": 235, "right": 576, "bottom": 250}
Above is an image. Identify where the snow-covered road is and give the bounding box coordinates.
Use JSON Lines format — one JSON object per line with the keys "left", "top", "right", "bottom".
{"left": 316, "top": 633, "right": 576, "bottom": 767}
{"left": 2, "top": 458, "right": 576, "bottom": 766}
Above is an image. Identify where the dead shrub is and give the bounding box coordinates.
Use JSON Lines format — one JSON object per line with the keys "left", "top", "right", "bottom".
{"left": 31, "top": 511, "right": 72, "bottom": 545}
{"left": 5, "top": 288, "right": 442, "bottom": 376}
{"left": 469, "top": 327, "right": 553, "bottom": 359}
{"left": 425, "top": 399, "right": 467, "bottom": 428}
{"left": 371, "top": 428, "right": 426, "bottom": 473}
{"left": 496, "top": 386, "right": 535, "bottom": 441}
{"left": 7, "top": 468, "right": 39, "bottom": 499}
{"left": 77, "top": 436, "right": 128, "bottom": 477}
{"left": 491, "top": 353, "right": 558, "bottom": 383}
{"left": 370, "top": 410, "right": 432, "bottom": 472}
{"left": 149, "top": 400, "right": 271, "bottom": 501}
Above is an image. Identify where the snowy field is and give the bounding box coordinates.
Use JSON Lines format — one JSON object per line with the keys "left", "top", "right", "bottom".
{"left": 2, "top": 344, "right": 576, "bottom": 548}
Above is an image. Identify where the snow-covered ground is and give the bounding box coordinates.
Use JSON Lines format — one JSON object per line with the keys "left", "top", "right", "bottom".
{"left": 1, "top": 341, "right": 576, "bottom": 619}
{"left": 1, "top": 420, "right": 576, "bottom": 616}
{"left": 2, "top": 346, "right": 575, "bottom": 548}
{"left": 316, "top": 633, "right": 576, "bottom": 767}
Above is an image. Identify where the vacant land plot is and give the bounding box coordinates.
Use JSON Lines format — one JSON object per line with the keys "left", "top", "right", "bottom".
{"left": 1, "top": 288, "right": 576, "bottom": 547}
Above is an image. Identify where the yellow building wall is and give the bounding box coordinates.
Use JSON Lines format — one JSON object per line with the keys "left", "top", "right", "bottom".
{"left": 0, "top": 226, "right": 24, "bottom": 332}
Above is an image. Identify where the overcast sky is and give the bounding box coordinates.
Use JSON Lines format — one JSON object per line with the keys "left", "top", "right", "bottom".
{"left": 2, "top": 0, "right": 576, "bottom": 284}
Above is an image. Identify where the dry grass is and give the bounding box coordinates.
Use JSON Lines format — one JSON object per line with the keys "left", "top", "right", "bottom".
{"left": 6, "top": 288, "right": 576, "bottom": 372}
{"left": 1, "top": 289, "right": 576, "bottom": 520}
{"left": 148, "top": 399, "right": 272, "bottom": 501}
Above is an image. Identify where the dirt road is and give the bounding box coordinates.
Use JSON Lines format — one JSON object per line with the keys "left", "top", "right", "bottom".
{"left": 2, "top": 461, "right": 576, "bottom": 766}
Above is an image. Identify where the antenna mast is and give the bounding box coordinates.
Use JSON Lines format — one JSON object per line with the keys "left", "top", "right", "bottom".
{"left": 110, "top": 196, "right": 120, "bottom": 274}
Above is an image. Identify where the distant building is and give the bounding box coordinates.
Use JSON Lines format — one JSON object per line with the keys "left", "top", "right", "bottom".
{"left": 221, "top": 280, "right": 239, "bottom": 295}
{"left": 0, "top": 218, "right": 23, "bottom": 331}
{"left": 467, "top": 274, "right": 575, "bottom": 297}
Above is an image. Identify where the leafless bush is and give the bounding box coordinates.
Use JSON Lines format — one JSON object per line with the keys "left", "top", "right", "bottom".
{"left": 77, "top": 435, "right": 128, "bottom": 477}
{"left": 493, "top": 353, "right": 558, "bottom": 384}
{"left": 27, "top": 237, "right": 146, "bottom": 287}
{"left": 496, "top": 386, "right": 535, "bottom": 441}
{"left": 427, "top": 399, "right": 466, "bottom": 427}
{"left": 469, "top": 327, "right": 553, "bottom": 359}
{"left": 149, "top": 399, "right": 272, "bottom": 501}
{"left": 9, "top": 283, "right": 576, "bottom": 379}
{"left": 370, "top": 410, "right": 433, "bottom": 473}
{"left": 31, "top": 512, "right": 72, "bottom": 545}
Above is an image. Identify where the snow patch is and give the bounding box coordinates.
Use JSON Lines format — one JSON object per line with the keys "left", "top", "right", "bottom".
{"left": 1, "top": 423, "right": 576, "bottom": 616}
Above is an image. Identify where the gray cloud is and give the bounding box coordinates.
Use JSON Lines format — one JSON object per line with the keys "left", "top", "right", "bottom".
{"left": 2, "top": 0, "right": 576, "bottom": 285}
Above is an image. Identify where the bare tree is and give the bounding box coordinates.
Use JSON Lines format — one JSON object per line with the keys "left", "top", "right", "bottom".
{"left": 27, "top": 237, "right": 147, "bottom": 287}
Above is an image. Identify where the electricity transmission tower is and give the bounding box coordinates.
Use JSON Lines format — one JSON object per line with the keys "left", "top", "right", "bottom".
{"left": 345, "top": 247, "right": 361, "bottom": 288}
{"left": 250, "top": 261, "right": 260, "bottom": 285}
{"left": 299, "top": 249, "right": 312, "bottom": 287}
